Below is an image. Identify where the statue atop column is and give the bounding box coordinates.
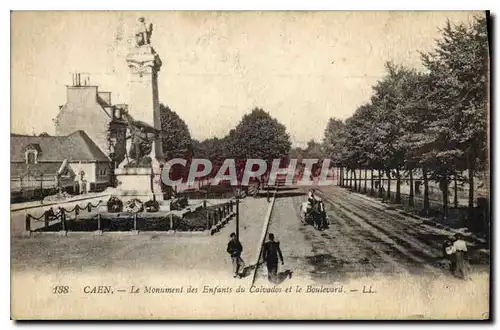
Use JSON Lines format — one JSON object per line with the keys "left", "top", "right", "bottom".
{"left": 114, "top": 16, "right": 164, "bottom": 201}
{"left": 134, "top": 17, "right": 153, "bottom": 47}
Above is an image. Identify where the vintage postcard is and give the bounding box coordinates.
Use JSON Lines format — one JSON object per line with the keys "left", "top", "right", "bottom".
{"left": 10, "top": 11, "right": 490, "bottom": 320}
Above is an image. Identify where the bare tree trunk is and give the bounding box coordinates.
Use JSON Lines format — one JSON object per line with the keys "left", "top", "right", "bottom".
{"left": 370, "top": 169, "right": 374, "bottom": 195}
{"left": 423, "top": 167, "right": 430, "bottom": 214}
{"left": 386, "top": 170, "right": 391, "bottom": 201}
{"left": 396, "top": 168, "right": 401, "bottom": 204}
{"left": 364, "top": 168, "right": 368, "bottom": 193}
{"left": 356, "top": 169, "right": 360, "bottom": 192}
{"left": 359, "top": 169, "right": 363, "bottom": 192}
{"left": 349, "top": 169, "right": 353, "bottom": 189}
{"left": 409, "top": 168, "right": 414, "bottom": 207}
{"left": 454, "top": 175, "right": 458, "bottom": 209}
{"left": 468, "top": 166, "right": 474, "bottom": 215}
{"left": 442, "top": 178, "right": 449, "bottom": 220}
{"left": 342, "top": 167, "right": 346, "bottom": 187}
{"left": 353, "top": 170, "right": 357, "bottom": 191}
{"left": 378, "top": 170, "right": 383, "bottom": 197}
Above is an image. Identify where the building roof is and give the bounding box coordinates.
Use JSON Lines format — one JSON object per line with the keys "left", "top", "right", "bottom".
{"left": 11, "top": 130, "right": 110, "bottom": 163}
{"left": 96, "top": 95, "right": 112, "bottom": 119}
{"left": 11, "top": 162, "right": 76, "bottom": 177}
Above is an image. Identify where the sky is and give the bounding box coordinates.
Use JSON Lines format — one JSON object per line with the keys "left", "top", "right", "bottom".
{"left": 11, "top": 11, "right": 482, "bottom": 146}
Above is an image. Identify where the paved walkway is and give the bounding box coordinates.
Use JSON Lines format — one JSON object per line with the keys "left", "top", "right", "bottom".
{"left": 12, "top": 197, "right": 272, "bottom": 285}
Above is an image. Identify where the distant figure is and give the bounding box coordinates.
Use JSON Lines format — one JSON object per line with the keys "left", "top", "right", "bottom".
{"left": 307, "top": 189, "right": 316, "bottom": 208}
{"left": 134, "top": 17, "right": 153, "bottom": 47}
{"left": 452, "top": 233, "right": 470, "bottom": 280}
{"left": 443, "top": 239, "right": 456, "bottom": 272}
{"left": 263, "top": 233, "right": 284, "bottom": 284}
{"left": 227, "top": 233, "right": 245, "bottom": 278}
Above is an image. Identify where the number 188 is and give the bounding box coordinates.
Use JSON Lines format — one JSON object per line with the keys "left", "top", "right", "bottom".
{"left": 53, "top": 286, "right": 69, "bottom": 294}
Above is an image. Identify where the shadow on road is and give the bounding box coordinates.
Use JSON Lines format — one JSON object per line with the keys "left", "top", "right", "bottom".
{"left": 275, "top": 187, "right": 299, "bottom": 192}
{"left": 271, "top": 269, "right": 293, "bottom": 285}
{"left": 239, "top": 264, "right": 258, "bottom": 278}
{"left": 274, "top": 192, "right": 306, "bottom": 199}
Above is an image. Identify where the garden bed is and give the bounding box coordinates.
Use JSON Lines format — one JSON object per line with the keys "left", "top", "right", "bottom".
{"left": 34, "top": 201, "right": 235, "bottom": 233}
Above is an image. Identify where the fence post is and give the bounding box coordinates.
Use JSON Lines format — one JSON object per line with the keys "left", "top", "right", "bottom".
{"left": 133, "top": 213, "right": 138, "bottom": 231}
{"left": 60, "top": 208, "right": 66, "bottom": 232}
{"left": 25, "top": 214, "right": 31, "bottom": 232}
{"left": 88, "top": 203, "right": 91, "bottom": 212}
{"left": 44, "top": 211, "right": 49, "bottom": 228}
{"left": 170, "top": 214, "right": 174, "bottom": 231}
{"left": 97, "top": 213, "right": 101, "bottom": 231}
{"left": 236, "top": 199, "right": 240, "bottom": 241}
{"left": 40, "top": 173, "right": 44, "bottom": 199}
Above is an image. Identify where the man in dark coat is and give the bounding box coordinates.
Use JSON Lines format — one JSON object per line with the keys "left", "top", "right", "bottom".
{"left": 263, "top": 233, "right": 284, "bottom": 283}
{"left": 227, "top": 233, "right": 245, "bottom": 278}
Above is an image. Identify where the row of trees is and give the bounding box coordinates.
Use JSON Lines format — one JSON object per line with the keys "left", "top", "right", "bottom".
{"left": 192, "top": 108, "right": 292, "bottom": 161}
{"left": 160, "top": 106, "right": 293, "bottom": 181}
{"left": 322, "top": 16, "right": 489, "bottom": 219}
{"left": 151, "top": 15, "right": 488, "bottom": 222}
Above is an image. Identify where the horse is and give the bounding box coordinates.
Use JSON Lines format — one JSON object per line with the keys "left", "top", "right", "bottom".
{"left": 301, "top": 199, "right": 328, "bottom": 230}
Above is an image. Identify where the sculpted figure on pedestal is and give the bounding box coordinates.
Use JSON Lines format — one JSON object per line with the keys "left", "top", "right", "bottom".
{"left": 134, "top": 17, "right": 153, "bottom": 47}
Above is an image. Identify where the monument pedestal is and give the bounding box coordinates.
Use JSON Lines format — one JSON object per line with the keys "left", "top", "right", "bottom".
{"left": 112, "top": 24, "right": 166, "bottom": 203}
{"left": 114, "top": 165, "right": 164, "bottom": 203}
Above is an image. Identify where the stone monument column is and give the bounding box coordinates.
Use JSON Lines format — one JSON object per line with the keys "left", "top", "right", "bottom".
{"left": 114, "top": 17, "right": 165, "bottom": 201}
{"left": 126, "top": 45, "right": 163, "bottom": 157}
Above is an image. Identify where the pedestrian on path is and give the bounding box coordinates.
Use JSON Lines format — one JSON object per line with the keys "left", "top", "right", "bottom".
{"left": 443, "top": 239, "right": 456, "bottom": 272}
{"left": 263, "top": 233, "right": 284, "bottom": 284}
{"left": 452, "top": 233, "right": 471, "bottom": 280}
{"left": 227, "top": 233, "right": 245, "bottom": 278}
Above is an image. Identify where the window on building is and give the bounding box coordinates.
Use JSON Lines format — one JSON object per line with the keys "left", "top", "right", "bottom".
{"left": 26, "top": 151, "right": 36, "bottom": 164}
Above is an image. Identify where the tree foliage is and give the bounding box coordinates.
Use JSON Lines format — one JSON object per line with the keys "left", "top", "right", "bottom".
{"left": 335, "top": 15, "right": 489, "bottom": 217}
{"left": 159, "top": 103, "right": 193, "bottom": 160}
{"left": 322, "top": 118, "right": 345, "bottom": 166}
{"left": 229, "top": 108, "right": 291, "bottom": 159}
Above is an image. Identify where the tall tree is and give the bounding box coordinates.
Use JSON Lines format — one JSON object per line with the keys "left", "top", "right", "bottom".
{"left": 399, "top": 71, "right": 433, "bottom": 210}
{"left": 341, "top": 104, "right": 376, "bottom": 192}
{"left": 370, "top": 62, "right": 410, "bottom": 203}
{"left": 322, "top": 117, "right": 346, "bottom": 185}
{"left": 160, "top": 104, "right": 193, "bottom": 160}
{"left": 322, "top": 118, "right": 345, "bottom": 164}
{"left": 230, "top": 108, "right": 291, "bottom": 160}
{"left": 420, "top": 16, "right": 489, "bottom": 217}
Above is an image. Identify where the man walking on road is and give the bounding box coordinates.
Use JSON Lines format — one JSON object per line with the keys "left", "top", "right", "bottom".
{"left": 263, "top": 233, "right": 284, "bottom": 284}
{"left": 227, "top": 233, "right": 245, "bottom": 278}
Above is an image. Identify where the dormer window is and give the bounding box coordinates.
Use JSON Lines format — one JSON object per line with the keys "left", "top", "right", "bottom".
{"left": 26, "top": 150, "right": 37, "bottom": 164}
{"left": 24, "top": 143, "right": 41, "bottom": 165}
{"left": 60, "top": 167, "right": 71, "bottom": 178}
